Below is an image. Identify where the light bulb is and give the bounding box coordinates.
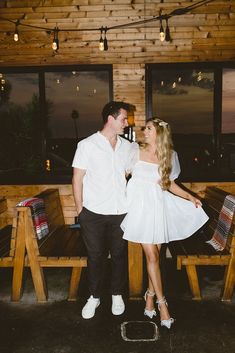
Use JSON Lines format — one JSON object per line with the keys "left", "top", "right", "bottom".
{"left": 14, "top": 31, "right": 19, "bottom": 41}
{"left": 159, "top": 31, "right": 165, "bottom": 42}
{"left": 99, "top": 38, "right": 104, "bottom": 51}
{"left": 52, "top": 40, "right": 57, "bottom": 50}
{"left": 52, "top": 27, "right": 59, "bottom": 51}
{"left": 159, "top": 23, "right": 165, "bottom": 42}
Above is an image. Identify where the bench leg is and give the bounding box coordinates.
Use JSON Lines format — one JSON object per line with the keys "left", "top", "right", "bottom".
{"left": 24, "top": 210, "right": 47, "bottom": 302}
{"left": 68, "top": 267, "right": 82, "bottom": 301}
{"left": 185, "top": 265, "right": 202, "bottom": 300}
{"left": 30, "top": 264, "right": 48, "bottom": 302}
{"left": 11, "top": 211, "right": 26, "bottom": 301}
{"left": 128, "top": 242, "right": 143, "bottom": 299}
{"left": 221, "top": 256, "right": 235, "bottom": 302}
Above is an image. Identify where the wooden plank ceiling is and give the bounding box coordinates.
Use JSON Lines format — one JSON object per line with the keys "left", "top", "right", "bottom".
{"left": 0, "top": 0, "right": 234, "bottom": 66}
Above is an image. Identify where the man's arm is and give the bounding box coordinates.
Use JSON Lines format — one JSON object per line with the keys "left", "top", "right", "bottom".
{"left": 72, "top": 167, "right": 86, "bottom": 215}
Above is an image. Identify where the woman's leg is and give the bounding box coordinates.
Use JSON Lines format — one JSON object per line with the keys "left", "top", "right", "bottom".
{"left": 145, "top": 276, "right": 155, "bottom": 311}
{"left": 142, "top": 243, "right": 171, "bottom": 321}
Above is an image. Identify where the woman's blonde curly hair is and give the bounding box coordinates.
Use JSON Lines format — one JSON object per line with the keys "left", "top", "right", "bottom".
{"left": 141, "top": 117, "right": 174, "bottom": 190}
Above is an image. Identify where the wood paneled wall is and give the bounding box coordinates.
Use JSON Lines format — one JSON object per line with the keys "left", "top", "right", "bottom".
{"left": 0, "top": 182, "right": 235, "bottom": 226}
{"left": 0, "top": 0, "right": 234, "bottom": 125}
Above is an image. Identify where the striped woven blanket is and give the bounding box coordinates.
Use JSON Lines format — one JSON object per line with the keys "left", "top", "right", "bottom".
{"left": 206, "top": 194, "right": 235, "bottom": 251}
{"left": 17, "top": 197, "right": 49, "bottom": 239}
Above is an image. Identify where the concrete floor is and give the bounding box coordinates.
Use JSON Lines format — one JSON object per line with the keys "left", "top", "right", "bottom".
{"left": 0, "top": 261, "right": 234, "bottom": 353}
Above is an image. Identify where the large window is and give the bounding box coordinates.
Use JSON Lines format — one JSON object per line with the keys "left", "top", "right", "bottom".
{"left": 0, "top": 65, "right": 112, "bottom": 183}
{"left": 146, "top": 63, "right": 235, "bottom": 181}
{"left": 44, "top": 69, "right": 111, "bottom": 175}
{"left": 221, "top": 68, "right": 235, "bottom": 175}
{"left": 0, "top": 73, "right": 40, "bottom": 176}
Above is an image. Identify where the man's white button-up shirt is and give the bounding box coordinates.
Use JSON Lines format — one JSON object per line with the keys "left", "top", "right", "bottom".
{"left": 72, "top": 132, "right": 134, "bottom": 215}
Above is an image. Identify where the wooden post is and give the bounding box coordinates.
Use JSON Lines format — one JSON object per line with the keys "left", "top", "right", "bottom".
{"left": 221, "top": 237, "right": 235, "bottom": 301}
{"left": 185, "top": 264, "right": 202, "bottom": 300}
{"left": 128, "top": 242, "right": 143, "bottom": 299}
{"left": 68, "top": 267, "right": 82, "bottom": 301}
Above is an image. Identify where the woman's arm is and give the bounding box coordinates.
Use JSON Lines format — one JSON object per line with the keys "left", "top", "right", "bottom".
{"left": 168, "top": 181, "right": 202, "bottom": 208}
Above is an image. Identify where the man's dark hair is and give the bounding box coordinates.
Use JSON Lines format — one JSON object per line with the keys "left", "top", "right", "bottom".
{"left": 102, "top": 101, "right": 131, "bottom": 124}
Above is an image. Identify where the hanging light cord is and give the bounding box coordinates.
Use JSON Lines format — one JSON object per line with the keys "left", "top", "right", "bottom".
{"left": 0, "top": 1, "right": 215, "bottom": 33}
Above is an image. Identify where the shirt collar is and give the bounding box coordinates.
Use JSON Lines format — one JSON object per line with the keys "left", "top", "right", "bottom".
{"left": 97, "top": 131, "right": 122, "bottom": 151}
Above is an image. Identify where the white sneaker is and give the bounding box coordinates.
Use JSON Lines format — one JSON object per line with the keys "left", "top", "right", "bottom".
{"left": 112, "top": 295, "right": 125, "bottom": 315}
{"left": 82, "top": 296, "right": 100, "bottom": 319}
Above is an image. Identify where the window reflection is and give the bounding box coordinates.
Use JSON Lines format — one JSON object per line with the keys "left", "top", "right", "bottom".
{"left": 151, "top": 67, "right": 215, "bottom": 180}
{"left": 0, "top": 67, "right": 111, "bottom": 183}
{"left": 221, "top": 68, "right": 235, "bottom": 175}
{"left": 0, "top": 73, "right": 40, "bottom": 176}
{"left": 45, "top": 70, "right": 110, "bottom": 173}
{"left": 222, "top": 69, "right": 235, "bottom": 134}
{"left": 152, "top": 69, "right": 214, "bottom": 134}
{"left": 45, "top": 71, "right": 109, "bottom": 139}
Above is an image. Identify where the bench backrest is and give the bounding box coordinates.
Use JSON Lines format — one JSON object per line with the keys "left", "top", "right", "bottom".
{"left": 0, "top": 197, "right": 7, "bottom": 229}
{"left": 18, "top": 189, "right": 67, "bottom": 257}
{"left": 36, "top": 189, "right": 65, "bottom": 232}
{"left": 204, "top": 187, "right": 235, "bottom": 251}
{"left": 0, "top": 197, "right": 18, "bottom": 259}
{"left": 21, "top": 188, "right": 84, "bottom": 260}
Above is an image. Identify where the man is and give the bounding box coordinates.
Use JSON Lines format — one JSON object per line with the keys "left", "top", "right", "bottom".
{"left": 72, "top": 101, "right": 134, "bottom": 319}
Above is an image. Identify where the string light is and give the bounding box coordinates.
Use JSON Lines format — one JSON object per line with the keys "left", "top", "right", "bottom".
{"left": 165, "top": 18, "right": 171, "bottom": 42}
{"left": 13, "top": 20, "right": 19, "bottom": 41}
{"left": 103, "top": 27, "right": 108, "bottom": 51}
{"left": 52, "top": 27, "right": 59, "bottom": 51}
{"left": 99, "top": 27, "right": 104, "bottom": 51}
{"left": 159, "top": 18, "right": 165, "bottom": 42}
{"left": 0, "top": 0, "right": 214, "bottom": 51}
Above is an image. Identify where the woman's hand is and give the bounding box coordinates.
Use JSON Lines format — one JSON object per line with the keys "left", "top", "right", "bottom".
{"left": 188, "top": 194, "right": 202, "bottom": 208}
{"left": 169, "top": 181, "right": 202, "bottom": 208}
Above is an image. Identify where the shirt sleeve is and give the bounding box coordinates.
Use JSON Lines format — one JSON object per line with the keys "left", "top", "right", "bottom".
{"left": 126, "top": 142, "right": 139, "bottom": 174}
{"left": 72, "top": 140, "right": 89, "bottom": 170}
{"left": 170, "top": 151, "right": 181, "bottom": 180}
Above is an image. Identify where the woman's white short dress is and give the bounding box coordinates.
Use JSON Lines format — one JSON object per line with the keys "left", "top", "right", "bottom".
{"left": 121, "top": 144, "right": 209, "bottom": 244}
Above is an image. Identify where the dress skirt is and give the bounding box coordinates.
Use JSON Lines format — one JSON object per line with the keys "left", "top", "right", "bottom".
{"left": 121, "top": 161, "right": 209, "bottom": 245}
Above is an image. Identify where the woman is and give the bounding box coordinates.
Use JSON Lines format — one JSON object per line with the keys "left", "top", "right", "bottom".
{"left": 121, "top": 118, "right": 209, "bottom": 329}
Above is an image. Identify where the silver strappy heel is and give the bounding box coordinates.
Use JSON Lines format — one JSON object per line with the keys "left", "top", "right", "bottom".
{"left": 144, "top": 289, "right": 157, "bottom": 319}
{"left": 156, "top": 297, "right": 174, "bottom": 329}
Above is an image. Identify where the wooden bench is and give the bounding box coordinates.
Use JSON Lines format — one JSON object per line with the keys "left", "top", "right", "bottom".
{"left": 168, "top": 187, "right": 235, "bottom": 301}
{"left": 0, "top": 197, "right": 27, "bottom": 301}
{"left": 17, "top": 189, "right": 87, "bottom": 302}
